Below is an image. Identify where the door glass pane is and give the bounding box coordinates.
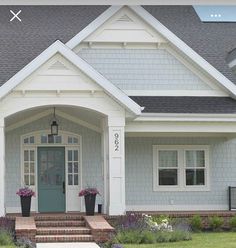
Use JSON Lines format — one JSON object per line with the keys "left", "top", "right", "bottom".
{"left": 24, "top": 163, "right": 29, "bottom": 173}
{"left": 68, "top": 137, "right": 73, "bottom": 144}
{"left": 24, "top": 151, "right": 29, "bottom": 161}
{"left": 74, "top": 150, "right": 78, "bottom": 161}
{"left": 159, "top": 150, "right": 178, "bottom": 168}
{"left": 159, "top": 169, "right": 178, "bottom": 185}
{"left": 30, "top": 163, "right": 34, "bottom": 173}
{"left": 68, "top": 150, "right": 72, "bottom": 161}
{"left": 74, "top": 174, "right": 78, "bottom": 185}
{"left": 74, "top": 162, "right": 78, "bottom": 173}
{"left": 68, "top": 163, "right": 73, "bottom": 173}
{"left": 30, "top": 150, "right": 34, "bottom": 162}
{"left": 29, "top": 136, "right": 34, "bottom": 144}
{"left": 68, "top": 174, "right": 73, "bottom": 185}
{"left": 186, "top": 150, "right": 205, "bottom": 167}
{"left": 41, "top": 135, "right": 47, "bottom": 143}
{"left": 55, "top": 136, "right": 62, "bottom": 143}
{"left": 30, "top": 175, "right": 35, "bottom": 185}
{"left": 24, "top": 175, "right": 29, "bottom": 185}
{"left": 186, "top": 169, "right": 205, "bottom": 185}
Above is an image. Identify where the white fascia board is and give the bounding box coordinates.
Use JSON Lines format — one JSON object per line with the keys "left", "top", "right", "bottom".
{"left": 66, "top": 6, "right": 123, "bottom": 49}
{"left": 129, "top": 5, "right": 236, "bottom": 98}
{"left": 228, "top": 59, "right": 236, "bottom": 69}
{"left": 135, "top": 113, "right": 236, "bottom": 122}
{"left": 0, "top": 40, "right": 141, "bottom": 115}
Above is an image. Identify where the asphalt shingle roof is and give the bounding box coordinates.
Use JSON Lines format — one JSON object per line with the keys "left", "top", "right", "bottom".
{"left": 0, "top": 6, "right": 109, "bottom": 87}
{"left": 1, "top": 6, "right": 236, "bottom": 114}
{"left": 0, "top": 5, "right": 236, "bottom": 88}
{"left": 131, "top": 96, "right": 236, "bottom": 113}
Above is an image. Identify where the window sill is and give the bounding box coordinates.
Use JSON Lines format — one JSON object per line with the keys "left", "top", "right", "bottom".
{"left": 153, "top": 186, "right": 210, "bottom": 192}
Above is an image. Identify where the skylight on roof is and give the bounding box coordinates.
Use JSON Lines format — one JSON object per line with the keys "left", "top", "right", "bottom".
{"left": 194, "top": 6, "right": 236, "bottom": 22}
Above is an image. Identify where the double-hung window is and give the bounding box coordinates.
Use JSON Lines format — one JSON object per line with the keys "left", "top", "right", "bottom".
{"left": 153, "top": 145, "right": 209, "bottom": 191}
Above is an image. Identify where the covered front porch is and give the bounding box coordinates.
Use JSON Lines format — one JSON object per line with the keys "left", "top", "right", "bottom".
{"left": 0, "top": 104, "right": 126, "bottom": 216}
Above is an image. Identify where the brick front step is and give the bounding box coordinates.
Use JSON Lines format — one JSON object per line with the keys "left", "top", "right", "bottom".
{"left": 36, "top": 227, "right": 91, "bottom": 235}
{"left": 35, "top": 234, "right": 94, "bottom": 243}
{"left": 36, "top": 220, "right": 85, "bottom": 227}
{"left": 35, "top": 215, "right": 84, "bottom": 221}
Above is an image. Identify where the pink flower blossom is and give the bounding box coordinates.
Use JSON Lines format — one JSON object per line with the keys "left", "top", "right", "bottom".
{"left": 16, "top": 187, "right": 35, "bottom": 197}
{"left": 79, "top": 188, "right": 100, "bottom": 197}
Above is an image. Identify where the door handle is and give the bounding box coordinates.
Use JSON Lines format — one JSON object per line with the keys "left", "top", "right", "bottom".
{"left": 62, "top": 181, "right": 65, "bottom": 194}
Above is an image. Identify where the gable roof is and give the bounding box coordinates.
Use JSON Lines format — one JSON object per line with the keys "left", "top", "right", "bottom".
{"left": 66, "top": 5, "right": 236, "bottom": 98}
{"left": 0, "top": 40, "right": 141, "bottom": 115}
{"left": 1, "top": 6, "right": 236, "bottom": 94}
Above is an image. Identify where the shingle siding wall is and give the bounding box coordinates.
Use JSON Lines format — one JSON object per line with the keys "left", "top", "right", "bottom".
{"left": 78, "top": 48, "right": 212, "bottom": 91}
{"left": 125, "top": 137, "right": 236, "bottom": 209}
{"left": 5, "top": 115, "right": 103, "bottom": 210}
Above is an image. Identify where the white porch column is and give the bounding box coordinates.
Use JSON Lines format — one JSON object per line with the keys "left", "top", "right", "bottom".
{"left": 107, "top": 116, "right": 125, "bottom": 215}
{"left": 0, "top": 118, "right": 5, "bottom": 216}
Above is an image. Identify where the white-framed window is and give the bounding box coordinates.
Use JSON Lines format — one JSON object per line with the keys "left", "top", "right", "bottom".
{"left": 67, "top": 149, "right": 80, "bottom": 186}
{"left": 23, "top": 148, "right": 36, "bottom": 186}
{"left": 153, "top": 145, "right": 210, "bottom": 191}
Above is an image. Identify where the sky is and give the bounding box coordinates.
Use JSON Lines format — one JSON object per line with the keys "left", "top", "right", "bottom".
{"left": 194, "top": 6, "right": 236, "bottom": 22}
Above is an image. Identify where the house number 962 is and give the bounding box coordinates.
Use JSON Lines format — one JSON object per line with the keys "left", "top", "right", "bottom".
{"left": 114, "top": 132, "right": 120, "bottom": 152}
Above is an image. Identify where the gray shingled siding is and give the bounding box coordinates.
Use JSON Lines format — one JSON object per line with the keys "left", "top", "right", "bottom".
{"left": 5, "top": 115, "right": 103, "bottom": 210}
{"left": 126, "top": 137, "right": 236, "bottom": 209}
{"left": 78, "top": 48, "right": 211, "bottom": 91}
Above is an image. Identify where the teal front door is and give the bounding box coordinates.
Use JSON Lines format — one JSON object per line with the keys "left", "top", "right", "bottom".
{"left": 38, "top": 147, "right": 65, "bottom": 212}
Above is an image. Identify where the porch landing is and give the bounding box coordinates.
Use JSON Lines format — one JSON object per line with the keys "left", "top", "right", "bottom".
{"left": 13, "top": 213, "right": 114, "bottom": 244}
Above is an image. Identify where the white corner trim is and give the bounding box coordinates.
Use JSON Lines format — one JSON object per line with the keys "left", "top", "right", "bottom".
{"left": 0, "top": 40, "right": 141, "bottom": 116}
{"left": 66, "top": 6, "right": 123, "bottom": 48}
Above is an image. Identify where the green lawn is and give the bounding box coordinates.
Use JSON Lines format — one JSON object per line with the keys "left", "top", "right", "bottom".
{"left": 124, "top": 232, "right": 236, "bottom": 248}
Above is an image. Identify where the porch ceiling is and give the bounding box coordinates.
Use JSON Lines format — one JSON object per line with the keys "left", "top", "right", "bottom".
{"left": 5, "top": 106, "right": 103, "bottom": 130}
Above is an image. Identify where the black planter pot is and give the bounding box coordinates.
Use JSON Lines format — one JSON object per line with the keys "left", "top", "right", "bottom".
{"left": 84, "top": 194, "right": 96, "bottom": 216}
{"left": 20, "top": 196, "right": 32, "bottom": 217}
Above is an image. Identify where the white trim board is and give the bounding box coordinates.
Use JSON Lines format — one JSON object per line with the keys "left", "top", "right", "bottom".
{"left": 126, "top": 205, "right": 228, "bottom": 211}
{"left": 66, "top": 5, "right": 236, "bottom": 98}
{"left": 0, "top": 40, "right": 141, "bottom": 116}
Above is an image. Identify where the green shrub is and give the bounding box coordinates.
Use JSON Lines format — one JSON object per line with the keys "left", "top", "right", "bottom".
{"left": 0, "top": 229, "right": 14, "bottom": 246}
{"left": 115, "top": 228, "right": 192, "bottom": 244}
{"left": 169, "top": 230, "right": 192, "bottom": 242}
{"left": 155, "top": 232, "right": 172, "bottom": 243}
{"left": 209, "top": 216, "right": 224, "bottom": 231}
{"left": 190, "top": 215, "right": 203, "bottom": 232}
{"left": 140, "top": 230, "right": 156, "bottom": 244}
{"left": 116, "top": 230, "right": 142, "bottom": 244}
{"left": 229, "top": 216, "right": 236, "bottom": 230}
